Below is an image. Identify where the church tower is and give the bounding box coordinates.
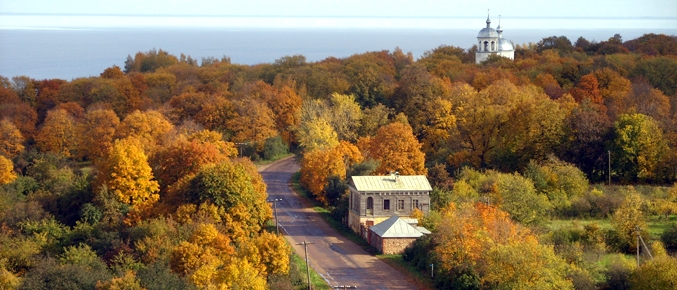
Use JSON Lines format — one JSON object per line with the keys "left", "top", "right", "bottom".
{"left": 475, "top": 12, "right": 514, "bottom": 64}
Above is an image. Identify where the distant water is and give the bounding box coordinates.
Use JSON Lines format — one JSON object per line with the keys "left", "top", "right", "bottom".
{"left": 2, "top": 26, "right": 677, "bottom": 80}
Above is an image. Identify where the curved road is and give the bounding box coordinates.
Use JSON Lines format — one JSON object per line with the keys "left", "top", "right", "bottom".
{"left": 260, "top": 157, "right": 419, "bottom": 289}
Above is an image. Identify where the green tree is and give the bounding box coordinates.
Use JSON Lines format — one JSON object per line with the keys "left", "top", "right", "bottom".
{"left": 612, "top": 113, "right": 669, "bottom": 182}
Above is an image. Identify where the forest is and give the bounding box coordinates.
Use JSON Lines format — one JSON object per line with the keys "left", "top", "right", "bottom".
{"left": 1, "top": 32, "right": 677, "bottom": 289}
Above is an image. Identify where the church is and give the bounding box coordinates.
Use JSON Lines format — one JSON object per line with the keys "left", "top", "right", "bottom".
{"left": 475, "top": 13, "right": 514, "bottom": 64}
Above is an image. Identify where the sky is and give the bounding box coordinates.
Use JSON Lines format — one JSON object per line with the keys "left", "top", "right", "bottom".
{"left": 1, "top": 0, "right": 676, "bottom": 29}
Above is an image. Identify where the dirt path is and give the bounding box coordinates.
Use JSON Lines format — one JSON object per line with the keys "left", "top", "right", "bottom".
{"left": 259, "top": 157, "right": 420, "bottom": 289}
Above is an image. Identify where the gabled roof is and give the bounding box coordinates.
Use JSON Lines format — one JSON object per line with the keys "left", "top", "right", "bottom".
{"left": 351, "top": 175, "right": 432, "bottom": 192}
{"left": 369, "top": 215, "right": 425, "bottom": 238}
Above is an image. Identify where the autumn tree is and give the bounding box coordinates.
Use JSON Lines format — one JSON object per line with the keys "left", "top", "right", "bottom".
{"left": 365, "top": 122, "right": 426, "bottom": 175}
{"left": 150, "top": 131, "right": 232, "bottom": 192}
{"left": 0, "top": 155, "right": 17, "bottom": 185}
{"left": 0, "top": 118, "right": 25, "bottom": 158}
{"left": 359, "top": 104, "right": 394, "bottom": 137}
{"left": 0, "top": 102, "right": 38, "bottom": 140}
{"left": 300, "top": 141, "right": 363, "bottom": 204}
{"left": 611, "top": 188, "right": 648, "bottom": 252}
{"left": 77, "top": 109, "right": 120, "bottom": 161}
{"left": 185, "top": 160, "right": 272, "bottom": 237}
{"left": 97, "top": 137, "right": 160, "bottom": 222}
{"left": 115, "top": 110, "right": 173, "bottom": 154}
{"left": 434, "top": 202, "right": 572, "bottom": 289}
{"left": 227, "top": 98, "right": 278, "bottom": 146}
{"left": 296, "top": 118, "right": 339, "bottom": 152}
{"left": 327, "top": 93, "right": 363, "bottom": 142}
{"left": 35, "top": 109, "right": 78, "bottom": 157}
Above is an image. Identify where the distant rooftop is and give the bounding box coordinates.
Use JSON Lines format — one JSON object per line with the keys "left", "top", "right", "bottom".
{"left": 370, "top": 215, "right": 426, "bottom": 238}
{"left": 351, "top": 175, "right": 432, "bottom": 192}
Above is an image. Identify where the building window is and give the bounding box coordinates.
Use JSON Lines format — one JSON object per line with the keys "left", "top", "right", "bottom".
{"left": 413, "top": 199, "right": 419, "bottom": 210}
{"left": 397, "top": 200, "right": 404, "bottom": 210}
{"left": 366, "top": 197, "right": 373, "bottom": 215}
{"left": 384, "top": 199, "right": 390, "bottom": 210}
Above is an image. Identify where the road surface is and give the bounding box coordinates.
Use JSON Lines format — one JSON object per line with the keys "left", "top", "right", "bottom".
{"left": 260, "top": 157, "right": 419, "bottom": 289}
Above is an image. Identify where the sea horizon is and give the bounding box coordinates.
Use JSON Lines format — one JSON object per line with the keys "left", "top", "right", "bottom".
{"left": 1, "top": 15, "right": 676, "bottom": 80}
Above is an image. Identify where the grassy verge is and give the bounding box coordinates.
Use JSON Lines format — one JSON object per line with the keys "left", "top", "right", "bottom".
{"left": 255, "top": 153, "right": 295, "bottom": 166}
{"left": 290, "top": 252, "right": 331, "bottom": 290}
{"left": 376, "top": 254, "right": 435, "bottom": 290}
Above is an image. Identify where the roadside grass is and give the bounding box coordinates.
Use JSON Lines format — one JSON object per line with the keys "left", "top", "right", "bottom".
{"left": 290, "top": 253, "right": 331, "bottom": 290}
{"left": 265, "top": 217, "right": 330, "bottom": 289}
{"left": 255, "top": 153, "right": 295, "bottom": 166}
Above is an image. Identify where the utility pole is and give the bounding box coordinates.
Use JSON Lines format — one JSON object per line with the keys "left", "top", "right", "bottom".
{"left": 636, "top": 226, "right": 640, "bottom": 267}
{"left": 267, "top": 198, "right": 282, "bottom": 235}
{"left": 608, "top": 150, "right": 612, "bottom": 186}
{"left": 296, "top": 241, "right": 315, "bottom": 290}
{"left": 235, "top": 142, "right": 247, "bottom": 158}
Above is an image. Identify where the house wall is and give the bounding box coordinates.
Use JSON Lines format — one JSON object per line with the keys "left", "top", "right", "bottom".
{"left": 382, "top": 237, "right": 418, "bottom": 254}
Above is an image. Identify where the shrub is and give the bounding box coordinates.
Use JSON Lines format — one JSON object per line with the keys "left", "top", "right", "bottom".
{"left": 262, "top": 135, "right": 288, "bottom": 160}
{"left": 661, "top": 223, "right": 677, "bottom": 251}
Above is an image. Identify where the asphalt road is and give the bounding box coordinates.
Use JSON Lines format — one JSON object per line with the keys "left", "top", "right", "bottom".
{"left": 259, "top": 157, "right": 419, "bottom": 290}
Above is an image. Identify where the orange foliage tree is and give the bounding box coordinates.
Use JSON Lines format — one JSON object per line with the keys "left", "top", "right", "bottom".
{"left": 300, "top": 141, "right": 363, "bottom": 204}
{"left": 0, "top": 118, "right": 25, "bottom": 158}
{"left": 434, "top": 202, "right": 571, "bottom": 289}
{"left": 77, "top": 109, "right": 120, "bottom": 161}
{"left": 35, "top": 109, "right": 79, "bottom": 157}
{"left": 364, "top": 122, "right": 426, "bottom": 175}
{"left": 570, "top": 73, "right": 602, "bottom": 104}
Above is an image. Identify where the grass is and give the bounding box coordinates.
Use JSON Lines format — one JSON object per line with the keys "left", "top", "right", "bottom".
{"left": 290, "top": 252, "right": 331, "bottom": 290}
{"left": 254, "top": 153, "right": 295, "bottom": 166}
{"left": 547, "top": 215, "right": 675, "bottom": 239}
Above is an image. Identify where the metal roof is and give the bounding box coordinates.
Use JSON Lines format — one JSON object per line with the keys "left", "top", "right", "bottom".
{"left": 369, "top": 215, "right": 425, "bottom": 238}
{"left": 351, "top": 175, "right": 432, "bottom": 192}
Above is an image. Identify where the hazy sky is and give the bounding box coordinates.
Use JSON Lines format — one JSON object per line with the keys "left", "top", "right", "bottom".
{"left": 1, "top": 0, "right": 676, "bottom": 29}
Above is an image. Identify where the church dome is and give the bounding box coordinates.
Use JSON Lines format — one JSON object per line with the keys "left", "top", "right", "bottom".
{"left": 478, "top": 27, "right": 498, "bottom": 38}
{"left": 498, "top": 38, "right": 514, "bottom": 51}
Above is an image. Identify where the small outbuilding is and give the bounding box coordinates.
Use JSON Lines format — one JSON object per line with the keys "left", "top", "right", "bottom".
{"left": 368, "top": 215, "right": 428, "bottom": 254}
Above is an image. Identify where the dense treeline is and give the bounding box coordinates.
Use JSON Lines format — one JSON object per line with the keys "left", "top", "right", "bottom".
{"left": 1, "top": 32, "right": 677, "bottom": 289}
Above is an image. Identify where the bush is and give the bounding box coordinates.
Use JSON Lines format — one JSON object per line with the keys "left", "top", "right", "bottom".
{"left": 262, "top": 135, "right": 288, "bottom": 160}
{"left": 661, "top": 223, "right": 677, "bottom": 251}
{"left": 137, "top": 261, "right": 195, "bottom": 290}
{"left": 20, "top": 257, "right": 112, "bottom": 290}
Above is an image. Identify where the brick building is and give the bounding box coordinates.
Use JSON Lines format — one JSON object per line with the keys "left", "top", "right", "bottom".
{"left": 368, "top": 215, "right": 430, "bottom": 254}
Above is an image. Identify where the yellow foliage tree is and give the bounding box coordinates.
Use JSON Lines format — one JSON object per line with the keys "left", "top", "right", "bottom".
{"left": 0, "top": 118, "right": 25, "bottom": 158}
{"left": 296, "top": 117, "right": 339, "bottom": 152}
{"left": 97, "top": 137, "right": 160, "bottom": 222}
{"left": 0, "top": 155, "right": 17, "bottom": 185}
{"left": 115, "top": 110, "right": 173, "bottom": 154}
